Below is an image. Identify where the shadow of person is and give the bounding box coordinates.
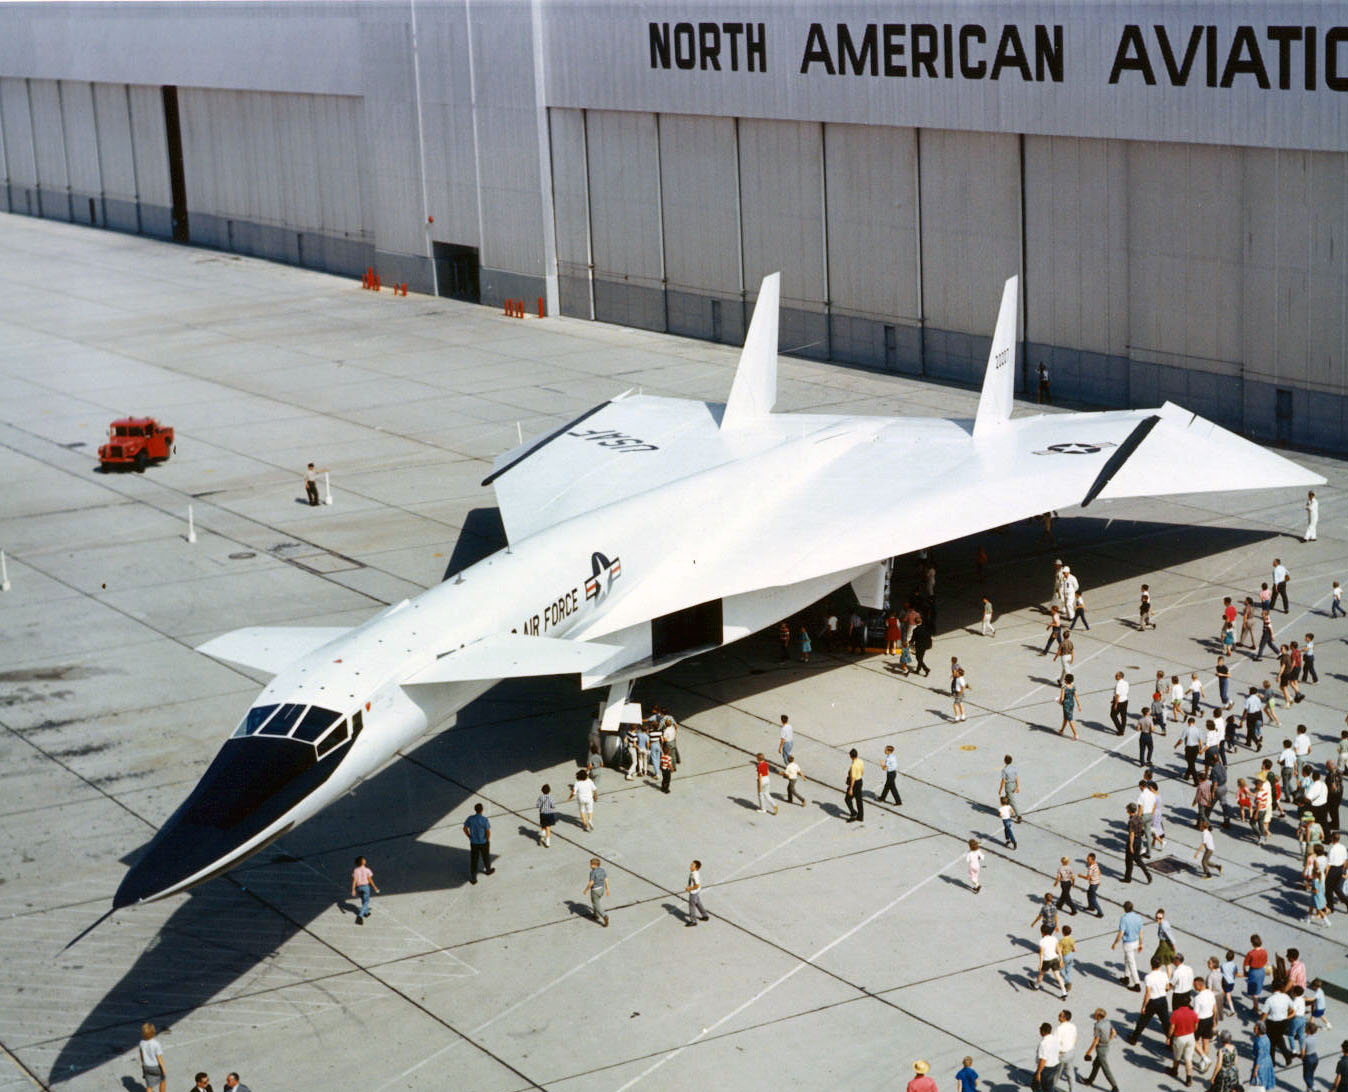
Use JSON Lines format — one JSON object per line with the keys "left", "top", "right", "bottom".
{"left": 563, "top": 899, "right": 600, "bottom": 923}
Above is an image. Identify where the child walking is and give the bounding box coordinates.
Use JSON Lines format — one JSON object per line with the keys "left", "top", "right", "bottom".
{"left": 999, "top": 796, "right": 1017, "bottom": 849}
{"left": 965, "top": 837, "right": 985, "bottom": 892}
{"left": 952, "top": 667, "right": 968, "bottom": 722}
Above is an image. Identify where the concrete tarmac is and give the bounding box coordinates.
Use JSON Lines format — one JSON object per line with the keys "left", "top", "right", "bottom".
{"left": 1, "top": 213, "right": 1346, "bottom": 1091}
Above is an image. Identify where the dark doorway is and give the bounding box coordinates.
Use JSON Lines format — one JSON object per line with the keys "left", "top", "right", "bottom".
{"left": 1275, "top": 388, "right": 1293, "bottom": 446}
{"left": 883, "top": 324, "right": 897, "bottom": 369}
{"left": 161, "top": 86, "right": 189, "bottom": 242}
{"left": 432, "top": 242, "right": 480, "bottom": 303}
{"left": 651, "top": 599, "right": 723, "bottom": 662}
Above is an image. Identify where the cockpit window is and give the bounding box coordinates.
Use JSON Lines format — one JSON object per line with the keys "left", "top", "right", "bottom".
{"left": 292, "top": 706, "right": 341, "bottom": 743}
{"left": 257, "top": 703, "right": 304, "bottom": 736}
{"left": 232, "top": 703, "right": 279, "bottom": 738}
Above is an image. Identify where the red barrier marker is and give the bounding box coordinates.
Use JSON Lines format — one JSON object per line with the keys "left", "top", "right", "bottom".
{"left": 537, "top": 296, "right": 545, "bottom": 319}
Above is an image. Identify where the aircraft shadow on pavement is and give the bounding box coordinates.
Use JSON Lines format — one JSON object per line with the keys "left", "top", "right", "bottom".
{"left": 53, "top": 673, "right": 590, "bottom": 1085}
{"left": 54, "top": 515, "right": 1276, "bottom": 1082}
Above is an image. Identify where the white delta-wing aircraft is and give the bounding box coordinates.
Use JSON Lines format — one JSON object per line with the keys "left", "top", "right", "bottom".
{"left": 114, "top": 274, "right": 1324, "bottom": 907}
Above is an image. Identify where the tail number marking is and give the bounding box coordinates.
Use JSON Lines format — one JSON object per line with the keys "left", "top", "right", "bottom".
{"left": 568, "top": 428, "right": 658, "bottom": 453}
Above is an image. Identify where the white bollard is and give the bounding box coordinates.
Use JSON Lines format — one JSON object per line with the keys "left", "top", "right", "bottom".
{"left": 187, "top": 505, "right": 197, "bottom": 544}
{"left": 323, "top": 471, "right": 333, "bottom": 505}
{"left": 1, "top": 550, "right": 10, "bottom": 592}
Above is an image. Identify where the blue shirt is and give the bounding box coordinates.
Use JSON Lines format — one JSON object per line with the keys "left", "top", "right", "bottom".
{"left": 955, "top": 1066, "right": 978, "bottom": 1092}
{"left": 1119, "top": 910, "right": 1143, "bottom": 944}
{"left": 464, "top": 812, "right": 491, "bottom": 844}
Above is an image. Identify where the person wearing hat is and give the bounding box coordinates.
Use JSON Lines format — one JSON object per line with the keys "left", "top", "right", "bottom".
{"left": 905, "top": 1058, "right": 937, "bottom": 1092}
{"left": 1082, "top": 1008, "right": 1119, "bottom": 1091}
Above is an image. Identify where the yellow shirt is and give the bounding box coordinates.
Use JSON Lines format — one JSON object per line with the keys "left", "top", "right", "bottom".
{"left": 849, "top": 757, "right": 864, "bottom": 782}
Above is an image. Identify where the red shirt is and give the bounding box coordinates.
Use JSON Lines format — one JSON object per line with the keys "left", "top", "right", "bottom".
{"left": 1224, "top": 604, "right": 1237, "bottom": 624}
{"left": 905, "top": 1078, "right": 938, "bottom": 1092}
{"left": 1170, "top": 1006, "right": 1199, "bottom": 1037}
{"left": 1244, "top": 947, "right": 1269, "bottom": 971}
{"left": 756, "top": 760, "right": 770, "bottom": 779}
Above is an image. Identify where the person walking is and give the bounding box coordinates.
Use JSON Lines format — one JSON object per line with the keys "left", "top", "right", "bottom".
{"left": 1000, "top": 755, "right": 1022, "bottom": 822}
{"left": 1036, "top": 925, "right": 1068, "bottom": 998}
{"left": 1194, "top": 819, "right": 1222, "bottom": 878}
{"left": 1044, "top": 605, "right": 1064, "bottom": 655}
{"left": 1334, "top": 581, "right": 1345, "bottom": 619}
{"left": 907, "top": 1060, "right": 938, "bottom": 1092}
{"left": 1138, "top": 706, "right": 1157, "bottom": 766}
{"left": 1209, "top": 1030, "right": 1240, "bottom": 1092}
{"left": 755, "top": 753, "right": 779, "bottom": 814}
{"left": 659, "top": 747, "right": 673, "bottom": 793}
{"left": 981, "top": 596, "right": 996, "bottom": 636}
{"left": 1304, "top": 633, "right": 1319, "bottom": 684}
{"left": 567, "top": 769, "right": 597, "bottom": 829}
{"left": 684, "top": 859, "right": 710, "bottom": 926}
{"left": 1128, "top": 956, "right": 1173, "bottom": 1044}
{"left": 1081, "top": 853, "right": 1103, "bottom": 917}
{"left": 1081, "top": 1007, "right": 1120, "bottom": 1092}
{"left": 878, "top": 745, "right": 902, "bottom": 804}
{"left": 1059, "top": 674, "right": 1080, "bottom": 740}
{"left": 783, "top": 753, "right": 806, "bottom": 805}
{"left": 1177, "top": 716, "right": 1206, "bottom": 783}
{"left": 1167, "top": 999, "right": 1200, "bottom": 1084}
{"left": 463, "top": 802, "right": 494, "bottom": 883}
{"left": 536, "top": 784, "right": 558, "bottom": 847}
{"left": 1056, "top": 1009, "right": 1079, "bottom": 1090}
{"left": 350, "top": 855, "right": 379, "bottom": 924}
{"left": 1123, "top": 802, "right": 1152, "bottom": 884}
{"left": 777, "top": 715, "right": 794, "bottom": 762}
{"left": 966, "top": 838, "right": 985, "bottom": 893}
{"left": 1216, "top": 655, "right": 1232, "bottom": 710}
{"left": 952, "top": 667, "right": 969, "bottom": 721}
{"left": 1110, "top": 673, "right": 1130, "bottom": 735}
{"left": 1273, "top": 558, "right": 1291, "bottom": 612}
{"left": 1111, "top": 899, "right": 1146, "bottom": 990}
{"left": 1034, "top": 1021, "right": 1061, "bottom": 1092}
{"left": 1241, "top": 687, "right": 1266, "bottom": 750}
{"left": 139, "top": 1023, "right": 167, "bottom": 1092}
{"left": 1055, "top": 856, "right": 1078, "bottom": 915}
{"left": 583, "top": 857, "right": 609, "bottom": 926}
{"left": 1139, "top": 584, "right": 1155, "bottom": 630}
{"left": 1055, "top": 634, "right": 1075, "bottom": 684}
{"left": 1070, "top": 590, "right": 1090, "bottom": 631}
{"left": 1000, "top": 796, "right": 1017, "bottom": 849}
{"left": 844, "top": 748, "right": 864, "bottom": 822}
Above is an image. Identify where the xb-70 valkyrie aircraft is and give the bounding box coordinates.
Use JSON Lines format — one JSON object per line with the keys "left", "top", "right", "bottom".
{"left": 114, "top": 274, "right": 1323, "bottom": 908}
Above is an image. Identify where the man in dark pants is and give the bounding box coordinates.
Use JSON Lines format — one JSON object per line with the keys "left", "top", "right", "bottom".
{"left": 1272, "top": 558, "right": 1290, "bottom": 614}
{"left": 844, "top": 749, "right": 864, "bottom": 822}
{"left": 1128, "top": 956, "right": 1171, "bottom": 1044}
{"left": 1326, "top": 832, "right": 1347, "bottom": 913}
{"left": 463, "top": 802, "right": 494, "bottom": 883}
{"left": 1123, "top": 803, "right": 1152, "bottom": 884}
{"left": 878, "top": 745, "right": 902, "bottom": 805}
{"left": 1037, "top": 362, "right": 1051, "bottom": 404}
{"left": 1110, "top": 673, "right": 1129, "bottom": 735}
{"left": 1327, "top": 759, "right": 1344, "bottom": 834}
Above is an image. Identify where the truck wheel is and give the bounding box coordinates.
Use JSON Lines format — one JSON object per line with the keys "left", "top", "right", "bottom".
{"left": 134, "top": 450, "right": 148, "bottom": 472}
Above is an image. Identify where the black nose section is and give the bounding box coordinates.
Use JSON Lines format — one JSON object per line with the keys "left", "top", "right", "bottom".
{"left": 113, "top": 732, "right": 347, "bottom": 907}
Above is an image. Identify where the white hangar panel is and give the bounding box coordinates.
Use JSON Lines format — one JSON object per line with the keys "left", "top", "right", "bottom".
{"left": 416, "top": 4, "right": 480, "bottom": 250}
{"left": 58, "top": 81, "right": 101, "bottom": 206}
{"left": 1242, "top": 149, "right": 1348, "bottom": 392}
{"left": 91, "top": 84, "right": 136, "bottom": 204}
{"left": 178, "top": 88, "right": 223, "bottom": 221}
{"left": 0, "top": 78, "right": 37, "bottom": 188}
{"left": 918, "top": 129, "right": 1020, "bottom": 335}
{"left": 823, "top": 122, "right": 919, "bottom": 322}
{"left": 738, "top": 118, "right": 825, "bottom": 309}
{"left": 585, "top": 109, "right": 664, "bottom": 329}
{"left": 548, "top": 108, "right": 592, "bottom": 318}
{"left": 28, "top": 78, "right": 70, "bottom": 216}
{"left": 360, "top": 19, "right": 425, "bottom": 260}
{"left": 1127, "top": 141, "right": 1243, "bottom": 378}
{"left": 127, "top": 84, "right": 170, "bottom": 209}
{"left": 313, "top": 94, "right": 369, "bottom": 241}
{"left": 658, "top": 113, "right": 739, "bottom": 297}
{"left": 586, "top": 110, "right": 662, "bottom": 285}
{"left": 1023, "top": 135, "right": 1128, "bottom": 357}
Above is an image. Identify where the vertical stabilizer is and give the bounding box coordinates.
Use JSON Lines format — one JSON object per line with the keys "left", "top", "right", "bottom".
{"left": 721, "top": 273, "right": 779, "bottom": 430}
{"left": 972, "top": 275, "right": 1019, "bottom": 440}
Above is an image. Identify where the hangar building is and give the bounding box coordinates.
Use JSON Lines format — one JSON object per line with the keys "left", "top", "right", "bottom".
{"left": 1, "top": 2, "right": 1346, "bottom": 449}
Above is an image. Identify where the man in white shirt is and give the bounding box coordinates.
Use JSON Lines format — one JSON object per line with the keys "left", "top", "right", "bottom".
{"left": 1175, "top": 717, "right": 1206, "bottom": 783}
{"left": 1192, "top": 979, "right": 1218, "bottom": 1071}
{"left": 1326, "top": 832, "right": 1348, "bottom": 913}
{"left": 1272, "top": 558, "right": 1290, "bottom": 613}
{"left": 1055, "top": 1010, "right": 1078, "bottom": 1091}
{"left": 1128, "top": 957, "right": 1173, "bottom": 1045}
{"left": 1307, "top": 771, "right": 1330, "bottom": 830}
{"left": 1305, "top": 491, "right": 1319, "bottom": 541}
{"left": 1170, "top": 953, "right": 1196, "bottom": 1009}
{"left": 1111, "top": 673, "right": 1130, "bottom": 735}
{"left": 1264, "top": 986, "right": 1295, "bottom": 1064}
{"left": 777, "top": 715, "right": 794, "bottom": 762}
{"left": 1034, "top": 1021, "right": 1061, "bottom": 1090}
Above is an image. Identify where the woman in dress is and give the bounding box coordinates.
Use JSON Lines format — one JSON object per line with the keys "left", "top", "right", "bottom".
{"left": 1250, "top": 1022, "right": 1275, "bottom": 1090}
{"left": 884, "top": 613, "right": 900, "bottom": 655}
{"left": 1058, "top": 673, "right": 1080, "bottom": 741}
{"left": 1208, "top": 1029, "right": 1239, "bottom": 1091}
{"left": 1310, "top": 857, "right": 1330, "bottom": 926}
